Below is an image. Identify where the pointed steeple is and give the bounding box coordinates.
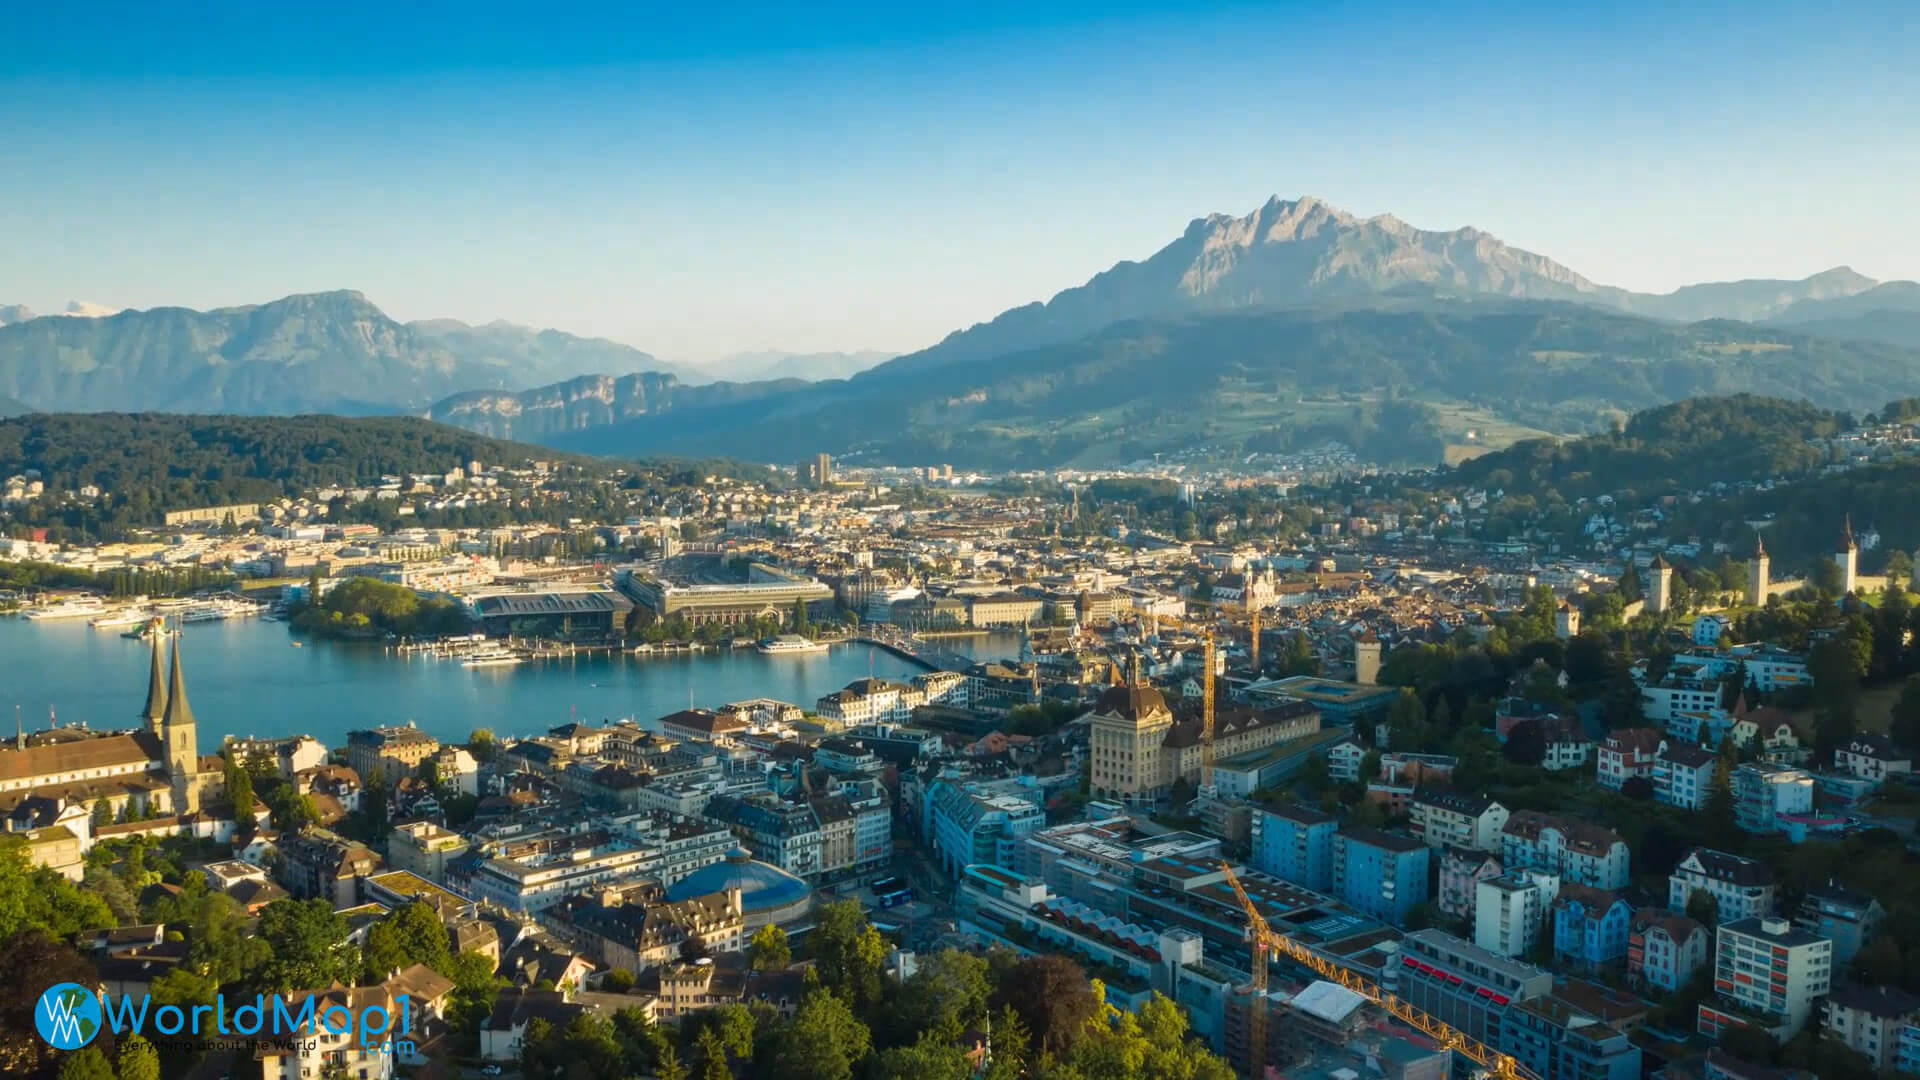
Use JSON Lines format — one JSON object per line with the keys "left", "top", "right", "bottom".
{"left": 140, "top": 633, "right": 168, "bottom": 732}
{"left": 163, "top": 638, "right": 195, "bottom": 731}
{"left": 1753, "top": 530, "right": 1766, "bottom": 559}
{"left": 1837, "top": 514, "right": 1857, "bottom": 553}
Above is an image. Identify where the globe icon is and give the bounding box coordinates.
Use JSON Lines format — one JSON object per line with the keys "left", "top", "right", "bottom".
{"left": 35, "top": 983, "right": 102, "bottom": 1050}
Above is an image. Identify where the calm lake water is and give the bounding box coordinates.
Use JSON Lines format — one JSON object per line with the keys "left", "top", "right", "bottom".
{"left": 0, "top": 617, "right": 1021, "bottom": 749}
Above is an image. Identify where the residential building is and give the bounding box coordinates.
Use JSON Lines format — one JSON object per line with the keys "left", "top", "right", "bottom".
{"left": 1500, "top": 811, "right": 1629, "bottom": 890}
{"left": 1476, "top": 871, "right": 1559, "bottom": 958}
{"left": 256, "top": 985, "right": 400, "bottom": 1080}
{"left": 1824, "top": 983, "right": 1920, "bottom": 1073}
{"left": 1670, "top": 848, "right": 1777, "bottom": 924}
{"left": 1395, "top": 929, "right": 1554, "bottom": 1048}
{"left": 1699, "top": 917, "right": 1834, "bottom": 1040}
{"left": 1629, "top": 909, "right": 1709, "bottom": 993}
{"left": 1552, "top": 883, "right": 1633, "bottom": 970}
{"left": 544, "top": 885, "right": 746, "bottom": 973}
{"left": 277, "top": 827, "right": 381, "bottom": 908}
{"left": 1793, "top": 880, "right": 1885, "bottom": 968}
{"left": 1409, "top": 789, "right": 1508, "bottom": 852}
{"left": 1250, "top": 803, "right": 1336, "bottom": 891}
{"left": 1654, "top": 740, "right": 1718, "bottom": 811}
{"left": 1835, "top": 735, "right": 1912, "bottom": 783}
{"left": 1500, "top": 997, "right": 1641, "bottom": 1080}
{"left": 1537, "top": 717, "right": 1595, "bottom": 771}
{"left": 1333, "top": 826, "right": 1430, "bottom": 926}
{"left": 703, "top": 793, "right": 822, "bottom": 879}
{"left": 387, "top": 821, "right": 470, "bottom": 884}
{"left": 1325, "top": 735, "right": 1367, "bottom": 783}
{"left": 1438, "top": 848, "right": 1503, "bottom": 921}
{"left": 1732, "top": 763, "right": 1814, "bottom": 834}
{"left": 344, "top": 724, "right": 439, "bottom": 786}
{"left": 1597, "top": 728, "right": 1662, "bottom": 791}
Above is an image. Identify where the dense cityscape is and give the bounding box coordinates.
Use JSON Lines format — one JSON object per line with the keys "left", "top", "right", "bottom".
{"left": 5, "top": 393, "right": 1920, "bottom": 1080}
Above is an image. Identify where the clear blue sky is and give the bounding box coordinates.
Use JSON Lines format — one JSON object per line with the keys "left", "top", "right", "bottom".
{"left": 2, "top": 1, "right": 1914, "bottom": 365}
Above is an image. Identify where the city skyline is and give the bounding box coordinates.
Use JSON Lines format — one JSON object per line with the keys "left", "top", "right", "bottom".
{"left": 3, "top": 0, "right": 1916, "bottom": 364}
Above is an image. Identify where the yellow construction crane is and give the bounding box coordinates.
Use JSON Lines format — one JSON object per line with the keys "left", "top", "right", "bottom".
{"left": 1218, "top": 862, "right": 1529, "bottom": 1080}
{"left": 1248, "top": 608, "right": 1261, "bottom": 676}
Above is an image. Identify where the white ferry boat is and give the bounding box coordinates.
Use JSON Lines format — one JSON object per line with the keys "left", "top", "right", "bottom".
{"left": 461, "top": 648, "right": 525, "bottom": 668}
{"left": 756, "top": 634, "right": 829, "bottom": 655}
{"left": 179, "top": 603, "right": 228, "bottom": 623}
{"left": 23, "top": 596, "right": 106, "bottom": 621}
{"left": 90, "top": 607, "right": 155, "bottom": 629}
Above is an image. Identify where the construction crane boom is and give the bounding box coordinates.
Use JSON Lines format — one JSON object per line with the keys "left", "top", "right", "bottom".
{"left": 1200, "top": 629, "right": 1216, "bottom": 789}
{"left": 1219, "top": 862, "right": 1529, "bottom": 1080}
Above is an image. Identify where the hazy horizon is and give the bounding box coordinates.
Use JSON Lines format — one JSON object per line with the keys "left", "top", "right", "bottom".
{"left": 3, "top": 1, "right": 1916, "bottom": 364}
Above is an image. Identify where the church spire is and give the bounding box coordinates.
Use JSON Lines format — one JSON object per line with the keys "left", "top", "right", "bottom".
{"left": 141, "top": 632, "right": 168, "bottom": 733}
{"left": 1753, "top": 530, "right": 1766, "bottom": 559}
{"left": 1838, "top": 513, "right": 1857, "bottom": 553}
{"left": 164, "top": 637, "right": 195, "bottom": 731}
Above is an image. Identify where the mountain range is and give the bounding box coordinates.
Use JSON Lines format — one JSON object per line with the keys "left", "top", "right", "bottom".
{"left": 8, "top": 194, "right": 1920, "bottom": 466}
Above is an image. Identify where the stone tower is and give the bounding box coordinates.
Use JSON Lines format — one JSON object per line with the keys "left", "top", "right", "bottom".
{"left": 1353, "top": 632, "right": 1382, "bottom": 686}
{"left": 140, "top": 633, "right": 168, "bottom": 737}
{"left": 1835, "top": 514, "right": 1858, "bottom": 596}
{"left": 1747, "top": 532, "right": 1770, "bottom": 607}
{"left": 1554, "top": 601, "right": 1580, "bottom": 640}
{"left": 163, "top": 640, "right": 201, "bottom": 815}
{"left": 1647, "top": 555, "right": 1673, "bottom": 615}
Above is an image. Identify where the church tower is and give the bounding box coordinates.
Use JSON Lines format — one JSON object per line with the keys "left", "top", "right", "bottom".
{"left": 1747, "top": 532, "right": 1770, "bottom": 607}
{"left": 140, "top": 633, "right": 168, "bottom": 737}
{"left": 1835, "top": 514, "right": 1858, "bottom": 596}
{"left": 163, "top": 640, "right": 201, "bottom": 815}
{"left": 1647, "top": 555, "right": 1674, "bottom": 615}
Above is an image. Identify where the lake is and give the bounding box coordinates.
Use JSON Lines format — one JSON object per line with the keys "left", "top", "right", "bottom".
{"left": 0, "top": 617, "right": 1022, "bottom": 749}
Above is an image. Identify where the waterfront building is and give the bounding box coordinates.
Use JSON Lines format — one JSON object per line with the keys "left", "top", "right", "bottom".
{"left": 614, "top": 565, "right": 832, "bottom": 627}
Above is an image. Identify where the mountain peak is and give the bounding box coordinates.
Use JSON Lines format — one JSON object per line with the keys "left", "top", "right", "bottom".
{"left": 59, "top": 300, "right": 119, "bottom": 318}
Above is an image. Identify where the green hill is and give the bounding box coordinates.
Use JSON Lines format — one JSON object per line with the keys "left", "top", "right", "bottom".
{"left": 536, "top": 298, "right": 1920, "bottom": 469}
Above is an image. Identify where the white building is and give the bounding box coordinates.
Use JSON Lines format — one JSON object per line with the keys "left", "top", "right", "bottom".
{"left": 1668, "top": 848, "right": 1775, "bottom": 923}
{"left": 1835, "top": 735, "right": 1913, "bottom": 784}
{"left": 1500, "top": 811, "right": 1629, "bottom": 890}
{"left": 1699, "top": 917, "right": 1833, "bottom": 1040}
{"left": 1475, "top": 871, "right": 1560, "bottom": 958}
{"left": 1652, "top": 740, "right": 1717, "bottom": 811}
{"left": 1410, "top": 790, "right": 1509, "bottom": 852}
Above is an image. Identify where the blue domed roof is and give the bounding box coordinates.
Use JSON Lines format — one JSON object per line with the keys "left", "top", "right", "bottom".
{"left": 667, "top": 848, "right": 812, "bottom": 913}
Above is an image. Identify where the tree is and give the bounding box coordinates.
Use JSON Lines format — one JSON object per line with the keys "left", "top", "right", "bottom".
{"left": 1502, "top": 719, "right": 1548, "bottom": 766}
{"left": 696, "top": 1027, "right": 732, "bottom": 1080}
{"left": 808, "top": 900, "right": 886, "bottom": 1011}
{"left": 993, "top": 953, "right": 1098, "bottom": 1057}
{"left": 871, "top": 1034, "right": 972, "bottom": 1080}
{"left": 115, "top": 1033, "right": 161, "bottom": 1080}
{"left": 1815, "top": 703, "right": 1858, "bottom": 766}
{"left": 1718, "top": 1022, "right": 1777, "bottom": 1064}
{"left": 257, "top": 898, "right": 357, "bottom": 991}
{"left": 749, "top": 923, "right": 791, "bottom": 972}
{"left": 0, "top": 930, "right": 99, "bottom": 1079}
{"left": 1621, "top": 776, "right": 1655, "bottom": 800}
{"left": 602, "top": 967, "right": 636, "bottom": 993}
{"left": 886, "top": 948, "right": 991, "bottom": 1046}
{"left": 222, "top": 747, "right": 254, "bottom": 817}
{"left": 760, "top": 990, "right": 872, "bottom": 1080}
{"left": 467, "top": 728, "right": 499, "bottom": 763}
{"left": 1853, "top": 937, "right": 1902, "bottom": 985}
{"left": 1686, "top": 888, "right": 1719, "bottom": 930}
{"left": 1386, "top": 689, "right": 1428, "bottom": 752}
{"left": 1892, "top": 675, "right": 1920, "bottom": 753}
{"left": 91, "top": 798, "right": 113, "bottom": 830}
{"left": 1888, "top": 549, "right": 1915, "bottom": 587}
{"left": 54, "top": 1047, "right": 113, "bottom": 1080}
